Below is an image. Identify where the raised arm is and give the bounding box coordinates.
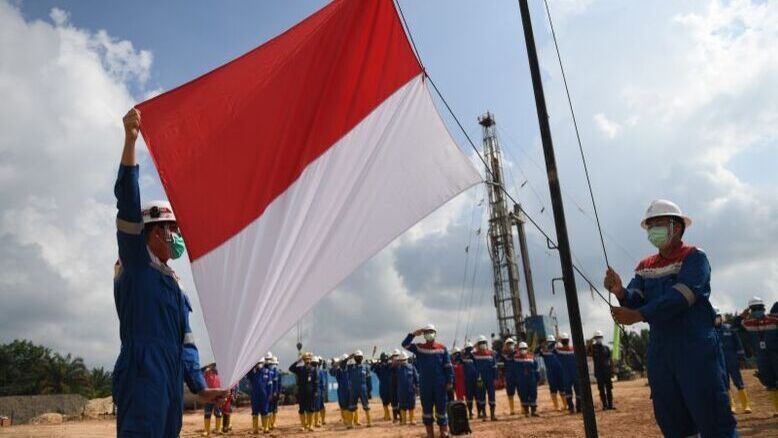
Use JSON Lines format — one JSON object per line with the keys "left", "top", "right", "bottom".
{"left": 114, "top": 109, "right": 148, "bottom": 269}
{"left": 402, "top": 333, "right": 419, "bottom": 354}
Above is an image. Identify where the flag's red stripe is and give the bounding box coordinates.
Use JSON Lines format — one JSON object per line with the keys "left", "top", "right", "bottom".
{"left": 137, "top": 0, "right": 422, "bottom": 260}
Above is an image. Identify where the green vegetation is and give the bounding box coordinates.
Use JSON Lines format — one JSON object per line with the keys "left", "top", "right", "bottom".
{"left": 0, "top": 340, "right": 111, "bottom": 399}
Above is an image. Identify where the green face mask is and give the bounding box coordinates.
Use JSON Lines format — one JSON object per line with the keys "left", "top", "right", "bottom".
{"left": 647, "top": 226, "right": 670, "bottom": 249}
{"left": 170, "top": 233, "right": 186, "bottom": 259}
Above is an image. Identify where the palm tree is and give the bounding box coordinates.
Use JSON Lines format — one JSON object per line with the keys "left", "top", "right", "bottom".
{"left": 90, "top": 367, "right": 113, "bottom": 398}
{"left": 39, "top": 353, "right": 92, "bottom": 396}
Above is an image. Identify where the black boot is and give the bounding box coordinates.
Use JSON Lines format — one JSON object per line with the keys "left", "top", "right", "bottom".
{"left": 489, "top": 405, "right": 497, "bottom": 421}
{"left": 466, "top": 401, "right": 473, "bottom": 419}
{"left": 566, "top": 396, "right": 575, "bottom": 414}
{"left": 530, "top": 405, "right": 539, "bottom": 417}
{"left": 606, "top": 386, "right": 615, "bottom": 410}
{"left": 575, "top": 397, "right": 582, "bottom": 414}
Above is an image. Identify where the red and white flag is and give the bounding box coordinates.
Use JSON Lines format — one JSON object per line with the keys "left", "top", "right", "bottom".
{"left": 137, "top": 0, "right": 480, "bottom": 385}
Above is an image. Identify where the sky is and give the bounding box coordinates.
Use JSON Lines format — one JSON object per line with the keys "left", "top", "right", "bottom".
{"left": 0, "top": 0, "right": 776, "bottom": 371}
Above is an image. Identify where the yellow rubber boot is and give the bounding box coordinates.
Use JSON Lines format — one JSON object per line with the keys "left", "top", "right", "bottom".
{"left": 299, "top": 413, "right": 307, "bottom": 431}
{"left": 269, "top": 412, "right": 276, "bottom": 430}
{"left": 729, "top": 390, "right": 737, "bottom": 414}
{"left": 508, "top": 396, "right": 516, "bottom": 415}
{"left": 383, "top": 404, "right": 391, "bottom": 421}
{"left": 321, "top": 406, "right": 327, "bottom": 425}
{"left": 265, "top": 416, "right": 272, "bottom": 434}
{"left": 307, "top": 412, "right": 315, "bottom": 431}
{"left": 250, "top": 415, "right": 259, "bottom": 435}
{"left": 738, "top": 389, "right": 752, "bottom": 414}
{"left": 314, "top": 411, "right": 321, "bottom": 427}
{"left": 214, "top": 416, "right": 222, "bottom": 435}
{"left": 345, "top": 410, "right": 354, "bottom": 429}
{"left": 365, "top": 410, "right": 372, "bottom": 427}
{"left": 551, "top": 392, "right": 560, "bottom": 411}
{"left": 202, "top": 417, "right": 211, "bottom": 436}
{"left": 354, "top": 409, "right": 361, "bottom": 426}
{"left": 400, "top": 409, "right": 407, "bottom": 425}
{"left": 409, "top": 409, "right": 416, "bottom": 425}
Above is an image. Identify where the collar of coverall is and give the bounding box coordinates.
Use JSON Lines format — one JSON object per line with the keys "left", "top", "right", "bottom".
{"left": 147, "top": 246, "right": 180, "bottom": 281}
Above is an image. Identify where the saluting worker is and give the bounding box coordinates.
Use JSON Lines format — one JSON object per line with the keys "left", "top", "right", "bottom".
{"left": 113, "top": 109, "right": 225, "bottom": 437}
{"left": 396, "top": 351, "right": 419, "bottom": 425}
{"left": 343, "top": 350, "right": 372, "bottom": 427}
{"left": 605, "top": 199, "right": 737, "bottom": 437}
{"left": 538, "top": 335, "right": 565, "bottom": 412}
{"left": 556, "top": 333, "right": 580, "bottom": 414}
{"left": 498, "top": 338, "right": 520, "bottom": 415}
{"left": 371, "top": 352, "right": 394, "bottom": 421}
{"left": 289, "top": 352, "right": 319, "bottom": 431}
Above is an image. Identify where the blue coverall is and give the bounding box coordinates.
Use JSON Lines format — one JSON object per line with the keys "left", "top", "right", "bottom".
{"left": 330, "top": 366, "right": 351, "bottom": 410}
{"left": 289, "top": 361, "right": 318, "bottom": 414}
{"left": 716, "top": 323, "right": 746, "bottom": 389}
{"left": 248, "top": 365, "right": 274, "bottom": 416}
{"left": 473, "top": 349, "right": 497, "bottom": 413}
{"left": 112, "top": 165, "right": 206, "bottom": 437}
{"left": 620, "top": 244, "right": 736, "bottom": 437}
{"left": 371, "top": 361, "right": 393, "bottom": 407}
{"left": 539, "top": 345, "right": 563, "bottom": 394}
{"left": 317, "top": 366, "right": 328, "bottom": 411}
{"left": 397, "top": 362, "right": 419, "bottom": 410}
{"left": 499, "top": 350, "right": 520, "bottom": 398}
{"left": 556, "top": 345, "right": 580, "bottom": 412}
{"left": 269, "top": 365, "right": 281, "bottom": 415}
{"left": 743, "top": 302, "right": 778, "bottom": 390}
{"left": 402, "top": 334, "right": 454, "bottom": 426}
{"left": 515, "top": 353, "right": 539, "bottom": 408}
{"left": 346, "top": 362, "right": 371, "bottom": 412}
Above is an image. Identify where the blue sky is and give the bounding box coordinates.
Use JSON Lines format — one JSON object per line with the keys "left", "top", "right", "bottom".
{"left": 1, "top": 0, "right": 776, "bottom": 369}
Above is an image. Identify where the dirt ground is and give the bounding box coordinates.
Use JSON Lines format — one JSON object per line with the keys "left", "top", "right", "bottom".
{"left": 1, "top": 373, "right": 775, "bottom": 437}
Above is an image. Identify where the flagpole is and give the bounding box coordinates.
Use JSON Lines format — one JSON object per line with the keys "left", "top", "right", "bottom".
{"left": 516, "top": 1, "right": 598, "bottom": 436}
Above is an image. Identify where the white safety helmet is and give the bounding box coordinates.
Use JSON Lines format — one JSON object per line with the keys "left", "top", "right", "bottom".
{"left": 354, "top": 350, "right": 364, "bottom": 357}
{"left": 518, "top": 342, "right": 528, "bottom": 350}
{"left": 391, "top": 349, "right": 401, "bottom": 357}
{"left": 272, "top": 356, "right": 279, "bottom": 365}
{"left": 559, "top": 333, "right": 570, "bottom": 341}
{"left": 641, "top": 199, "right": 692, "bottom": 230}
{"left": 476, "top": 335, "right": 488, "bottom": 344}
{"left": 464, "top": 341, "right": 474, "bottom": 349}
{"left": 142, "top": 200, "right": 176, "bottom": 224}
{"left": 748, "top": 297, "right": 764, "bottom": 308}
{"left": 546, "top": 335, "right": 556, "bottom": 342}
{"left": 264, "top": 351, "right": 274, "bottom": 361}
{"left": 424, "top": 323, "right": 437, "bottom": 333}
{"left": 399, "top": 352, "right": 409, "bottom": 361}
{"left": 452, "top": 347, "right": 461, "bottom": 354}
{"left": 341, "top": 353, "right": 349, "bottom": 360}
{"left": 593, "top": 330, "right": 603, "bottom": 338}
{"left": 504, "top": 338, "right": 516, "bottom": 345}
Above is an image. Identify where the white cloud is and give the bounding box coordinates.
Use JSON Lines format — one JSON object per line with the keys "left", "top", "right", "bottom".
{"left": 593, "top": 113, "right": 622, "bottom": 139}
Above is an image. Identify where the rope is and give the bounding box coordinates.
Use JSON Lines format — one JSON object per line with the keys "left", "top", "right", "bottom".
{"left": 541, "top": 0, "right": 612, "bottom": 303}
{"left": 453, "top": 196, "right": 483, "bottom": 347}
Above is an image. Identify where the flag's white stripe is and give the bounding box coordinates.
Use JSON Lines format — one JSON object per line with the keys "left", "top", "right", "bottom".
{"left": 192, "top": 74, "right": 481, "bottom": 385}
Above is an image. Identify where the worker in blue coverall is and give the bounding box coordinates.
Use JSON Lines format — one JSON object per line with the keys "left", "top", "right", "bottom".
{"left": 498, "top": 338, "right": 520, "bottom": 415}
{"left": 590, "top": 331, "right": 615, "bottom": 410}
{"left": 314, "top": 356, "right": 328, "bottom": 427}
{"left": 289, "top": 352, "right": 319, "bottom": 431}
{"left": 390, "top": 350, "right": 402, "bottom": 423}
{"left": 113, "top": 109, "right": 225, "bottom": 437}
{"left": 537, "top": 335, "right": 565, "bottom": 412}
{"left": 402, "top": 324, "right": 454, "bottom": 438}
{"left": 555, "top": 333, "right": 580, "bottom": 414}
{"left": 330, "top": 354, "right": 351, "bottom": 426}
{"left": 396, "top": 351, "right": 419, "bottom": 425}
{"left": 371, "top": 352, "right": 393, "bottom": 421}
{"left": 515, "top": 341, "right": 540, "bottom": 417}
{"left": 461, "top": 341, "right": 478, "bottom": 419}
{"left": 714, "top": 308, "right": 752, "bottom": 414}
{"left": 343, "top": 350, "right": 372, "bottom": 428}
{"left": 248, "top": 354, "right": 274, "bottom": 434}
{"left": 742, "top": 297, "right": 778, "bottom": 416}
{"left": 268, "top": 355, "right": 281, "bottom": 430}
{"left": 605, "top": 199, "right": 737, "bottom": 437}
{"left": 472, "top": 335, "right": 498, "bottom": 421}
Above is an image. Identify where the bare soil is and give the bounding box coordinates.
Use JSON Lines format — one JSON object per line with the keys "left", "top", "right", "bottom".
{"left": 1, "top": 373, "right": 775, "bottom": 437}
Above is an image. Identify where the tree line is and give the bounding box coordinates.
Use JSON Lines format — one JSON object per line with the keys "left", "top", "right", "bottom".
{"left": 0, "top": 340, "right": 111, "bottom": 399}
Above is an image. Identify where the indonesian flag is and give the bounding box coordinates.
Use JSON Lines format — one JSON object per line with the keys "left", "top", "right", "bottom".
{"left": 137, "top": 0, "right": 480, "bottom": 385}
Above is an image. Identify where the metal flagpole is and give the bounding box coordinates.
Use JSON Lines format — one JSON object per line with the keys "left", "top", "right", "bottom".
{"left": 516, "top": 1, "right": 598, "bottom": 436}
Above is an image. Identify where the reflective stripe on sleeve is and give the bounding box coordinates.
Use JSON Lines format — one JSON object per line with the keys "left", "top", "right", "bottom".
{"left": 633, "top": 289, "right": 645, "bottom": 300}
{"left": 117, "top": 218, "right": 143, "bottom": 235}
{"left": 673, "top": 283, "right": 696, "bottom": 306}
{"left": 183, "top": 332, "right": 196, "bottom": 345}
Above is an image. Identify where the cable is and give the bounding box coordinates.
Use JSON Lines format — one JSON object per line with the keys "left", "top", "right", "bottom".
{"left": 542, "top": 0, "right": 612, "bottom": 303}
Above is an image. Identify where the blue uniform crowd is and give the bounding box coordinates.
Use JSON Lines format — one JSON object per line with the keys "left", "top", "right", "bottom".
{"left": 113, "top": 112, "right": 776, "bottom": 438}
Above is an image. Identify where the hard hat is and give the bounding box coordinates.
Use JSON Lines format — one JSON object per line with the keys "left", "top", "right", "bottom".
{"left": 142, "top": 200, "right": 176, "bottom": 224}
{"left": 464, "top": 341, "right": 474, "bottom": 348}
{"left": 341, "top": 353, "right": 349, "bottom": 360}
{"left": 518, "top": 342, "right": 528, "bottom": 349}
{"left": 391, "top": 349, "right": 401, "bottom": 357}
{"left": 546, "top": 335, "right": 556, "bottom": 342}
{"left": 424, "top": 323, "right": 437, "bottom": 332}
{"left": 641, "top": 199, "right": 692, "bottom": 230}
{"left": 476, "top": 335, "right": 488, "bottom": 344}
{"left": 272, "top": 356, "right": 279, "bottom": 365}
{"left": 504, "top": 338, "right": 516, "bottom": 345}
{"left": 302, "top": 351, "right": 313, "bottom": 360}
{"left": 748, "top": 297, "right": 764, "bottom": 307}
{"left": 593, "top": 330, "right": 603, "bottom": 338}
{"left": 452, "top": 347, "right": 461, "bottom": 354}
{"left": 399, "top": 352, "right": 409, "bottom": 361}
{"left": 559, "top": 333, "right": 570, "bottom": 341}
{"left": 265, "top": 351, "right": 274, "bottom": 361}
{"left": 354, "top": 350, "right": 364, "bottom": 357}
